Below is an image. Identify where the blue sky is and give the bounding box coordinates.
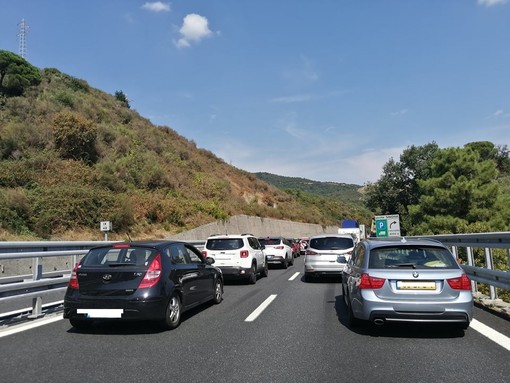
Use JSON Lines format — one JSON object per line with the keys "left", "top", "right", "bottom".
{"left": 2, "top": 0, "right": 510, "bottom": 185}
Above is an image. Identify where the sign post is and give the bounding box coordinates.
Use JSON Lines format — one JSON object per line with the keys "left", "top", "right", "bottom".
{"left": 374, "top": 214, "right": 401, "bottom": 237}
{"left": 100, "top": 221, "right": 112, "bottom": 241}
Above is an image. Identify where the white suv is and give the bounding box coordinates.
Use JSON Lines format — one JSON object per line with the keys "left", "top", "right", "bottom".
{"left": 304, "top": 234, "right": 355, "bottom": 282}
{"left": 258, "top": 236, "right": 294, "bottom": 268}
{"left": 202, "top": 234, "right": 268, "bottom": 284}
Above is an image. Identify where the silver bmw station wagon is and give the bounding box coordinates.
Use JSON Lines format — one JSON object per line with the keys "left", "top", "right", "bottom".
{"left": 342, "top": 237, "right": 473, "bottom": 329}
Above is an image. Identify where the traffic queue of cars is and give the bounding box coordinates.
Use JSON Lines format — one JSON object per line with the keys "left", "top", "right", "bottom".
{"left": 64, "top": 234, "right": 473, "bottom": 332}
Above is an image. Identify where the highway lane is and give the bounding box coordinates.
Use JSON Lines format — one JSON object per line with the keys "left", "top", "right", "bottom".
{"left": 0, "top": 256, "right": 509, "bottom": 383}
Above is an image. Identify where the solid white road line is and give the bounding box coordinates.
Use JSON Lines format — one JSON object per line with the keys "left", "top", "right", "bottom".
{"left": 470, "top": 319, "right": 510, "bottom": 352}
{"left": 0, "top": 314, "right": 64, "bottom": 338}
{"left": 244, "top": 294, "right": 277, "bottom": 322}
{"left": 288, "top": 272, "right": 300, "bottom": 281}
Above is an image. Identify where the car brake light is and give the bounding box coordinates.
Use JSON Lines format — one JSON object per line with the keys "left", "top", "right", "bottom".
{"left": 447, "top": 274, "right": 471, "bottom": 290}
{"left": 275, "top": 246, "right": 284, "bottom": 249}
{"left": 201, "top": 250, "right": 207, "bottom": 257}
{"left": 69, "top": 263, "right": 80, "bottom": 290}
{"left": 358, "top": 273, "right": 385, "bottom": 289}
{"left": 240, "top": 250, "right": 249, "bottom": 258}
{"left": 138, "top": 254, "right": 162, "bottom": 289}
{"left": 305, "top": 250, "right": 318, "bottom": 256}
{"left": 112, "top": 243, "right": 130, "bottom": 248}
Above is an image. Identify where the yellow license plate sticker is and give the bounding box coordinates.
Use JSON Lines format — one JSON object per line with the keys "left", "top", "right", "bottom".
{"left": 396, "top": 281, "right": 436, "bottom": 290}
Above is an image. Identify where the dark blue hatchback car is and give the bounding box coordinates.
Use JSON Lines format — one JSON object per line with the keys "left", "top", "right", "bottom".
{"left": 64, "top": 240, "right": 223, "bottom": 331}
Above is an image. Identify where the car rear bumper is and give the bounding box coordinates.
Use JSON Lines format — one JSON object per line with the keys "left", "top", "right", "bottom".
{"left": 217, "top": 266, "right": 252, "bottom": 278}
{"left": 353, "top": 290, "right": 473, "bottom": 323}
{"left": 63, "top": 295, "right": 166, "bottom": 321}
{"left": 304, "top": 263, "right": 345, "bottom": 275}
{"left": 266, "top": 255, "right": 285, "bottom": 264}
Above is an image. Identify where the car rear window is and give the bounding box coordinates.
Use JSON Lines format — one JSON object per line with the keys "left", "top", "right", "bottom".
{"left": 81, "top": 246, "right": 155, "bottom": 267}
{"left": 309, "top": 237, "right": 354, "bottom": 250}
{"left": 206, "top": 238, "right": 244, "bottom": 250}
{"left": 259, "top": 238, "right": 281, "bottom": 246}
{"left": 368, "top": 246, "right": 458, "bottom": 269}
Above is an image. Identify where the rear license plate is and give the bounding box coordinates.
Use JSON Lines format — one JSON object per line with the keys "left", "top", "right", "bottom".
{"left": 396, "top": 281, "right": 436, "bottom": 290}
{"left": 77, "top": 309, "right": 123, "bottom": 318}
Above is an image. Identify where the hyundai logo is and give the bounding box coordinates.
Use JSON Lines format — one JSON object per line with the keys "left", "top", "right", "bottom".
{"left": 412, "top": 271, "right": 419, "bottom": 278}
{"left": 102, "top": 274, "right": 113, "bottom": 281}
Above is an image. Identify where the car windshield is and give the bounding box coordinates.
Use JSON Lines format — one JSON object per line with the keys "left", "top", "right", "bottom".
{"left": 206, "top": 238, "right": 244, "bottom": 250}
{"left": 368, "top": 246, "right": 458, "bottom": 269}
{"left": 81, "top": 246, "right": 155, "bottom": 267}
{"left": 309, "top": 237, "right": 354, "bottom": 250}
{"left": 259, "top": 238, "right": 281, "bottom": 246}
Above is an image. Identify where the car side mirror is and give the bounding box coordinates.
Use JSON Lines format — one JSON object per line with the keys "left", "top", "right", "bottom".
{"left": 206, "top": 257, "right": 215, "bottom": 265}
{"left": 260, "top": 244, "right": 265, "bottom": 250}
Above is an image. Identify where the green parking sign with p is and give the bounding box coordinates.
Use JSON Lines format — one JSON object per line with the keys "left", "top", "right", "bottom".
{"left": 374, "top": 214, "right": 401, "bottom": 237}
{"left": 375, "top": 218, "right": 388, "bottom": 237}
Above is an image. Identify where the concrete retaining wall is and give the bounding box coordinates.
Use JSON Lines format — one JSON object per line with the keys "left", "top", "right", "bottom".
{"left": 169, "top": 214, "right": 339, "bottom": 240}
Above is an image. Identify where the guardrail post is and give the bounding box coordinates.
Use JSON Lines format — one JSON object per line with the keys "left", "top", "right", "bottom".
{"left": 466, "top": 247, "right": 477, "bottom": 293}
{"left": 485, "top": 247, "right": 497, "bottom": 300}
{"left": 28, "top": 256, "right": 43, "bottom": 319}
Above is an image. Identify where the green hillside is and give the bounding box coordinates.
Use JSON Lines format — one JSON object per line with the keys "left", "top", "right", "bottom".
{"left": 254, "top": 172, "right": 364, "bottom": 203}
{"left": 0, "top": 50, "right": 371, "bottom": 240}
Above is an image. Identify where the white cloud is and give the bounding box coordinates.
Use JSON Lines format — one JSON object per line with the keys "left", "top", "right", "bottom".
{"left": 486, "top": 109, "right": 510, "bottom": 119}
{"left": 390, "top": 109, "right": 408, "bottom": 117}
{"left": 270, "top": 94, "right": 314, "bottom": 103}
{"left": 142, "top": 2, "right": 171, "bottom": 12}
{"left": 478, "top": 0, "right": 508, "bottom": 6}
{"left": 175, "top": 14, "right": 213, "bottom": 48}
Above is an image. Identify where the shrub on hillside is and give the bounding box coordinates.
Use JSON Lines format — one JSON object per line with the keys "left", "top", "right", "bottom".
{"left": 52, "top": 110, "right": 98, "bottom": 164}
{"left": 0, "top": 188, "right": 31, "bottom": 233}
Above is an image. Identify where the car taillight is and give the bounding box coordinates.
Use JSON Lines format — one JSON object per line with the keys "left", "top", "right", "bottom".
{"left": 358, "top": 273, "right": 385, "bottom": 289}
{"left": 305, "top": 250, "right": 318, "bottom": 256}
{"left": 275, "top": 246, "right": 284, "bottom": 249}
{"left": 447, "top": 274, "right": 471, "bottom": 290}
{"left": 202, "top": 250, "right": 207, "bottom": 257}
{"left": 240, "top": 250, "right": 249, "bottom": 258}
{"left": 138, "top": 254, "right": 162, "bottom": 289}
{"left": 69, "top": 263, "right": 80, "bottom": 290}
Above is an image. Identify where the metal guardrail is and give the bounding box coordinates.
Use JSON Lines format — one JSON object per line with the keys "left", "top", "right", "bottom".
{"left": 408, "top": 232, "right": 510, "bottom": 300}
{"left": 0, "top": 235, "right": 508, "bottom": 320}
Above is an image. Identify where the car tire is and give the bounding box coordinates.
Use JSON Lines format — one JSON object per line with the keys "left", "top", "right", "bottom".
{"left": 304, "top": 273, "right": 313, "bottom": 282}
{"left": 213, "top": 279, "right": 223, "bottom": 304}
{"left": 289, "top": 253, "right": 294, "bottom": 266}
{"left": 260, "top": 260, "right": 269, "bottom": 278}
{"left": 247, "top": 263, "right": 257, "bottom": 284}
{"left": 69, "top": 317, "right": 93, "bottom": 331}
{"left": 162, "top": 294, "right": 182, "bottom": 330}
{"left": 282, "top": 258, "right": 288, "bottom": 269}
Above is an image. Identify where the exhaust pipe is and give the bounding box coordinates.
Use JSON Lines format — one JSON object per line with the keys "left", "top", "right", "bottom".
{"left": 373, "top": 318, "right": 385, "bottom": 326}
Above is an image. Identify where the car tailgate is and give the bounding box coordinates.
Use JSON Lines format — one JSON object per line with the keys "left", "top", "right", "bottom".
{"left": 369, "top": 269, "right": 465, "bottom": 301}
{"left": 77, "top": 266, "right": 146, "bottom": 296}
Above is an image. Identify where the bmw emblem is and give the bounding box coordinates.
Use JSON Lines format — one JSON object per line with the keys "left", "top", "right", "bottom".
{"left": 412, "top": 271, "right": 419, "bottom": 278}
{"left": 102, "top": 274, "right": 113, "bottom": 281}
